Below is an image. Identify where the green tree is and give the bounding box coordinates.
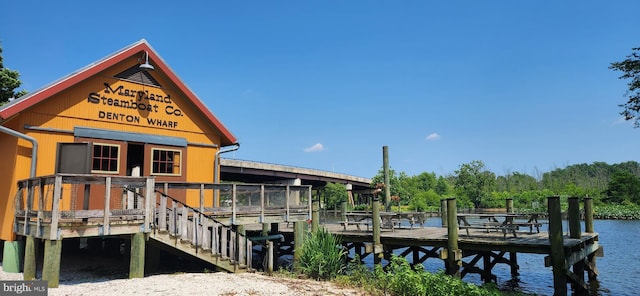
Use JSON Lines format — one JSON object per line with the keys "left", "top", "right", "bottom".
{"left": 434, "top": 176, "right": 451, "bottom": 196}
{"left": 603, "top": 171, "right": 640, "bottom": 204}
{"left": 323, "top": 182, "right": 348, "bottom": 210}
{"left": 0, "top": 45, "right": 27, "bottom": 104}
{"left": 610, "top": 47, "right": 640, "bottom": 127}
{"left": 453, "top": 160, "right": 496, "bottom": 208}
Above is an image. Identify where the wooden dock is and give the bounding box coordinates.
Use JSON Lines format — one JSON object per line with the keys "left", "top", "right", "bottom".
{"left": 12, "top": 174, "right": 603, "bottom": 295}
{"left": 265, "top": 197, "right": 602, "bottom": 296}
{"left": 271, "top": 223, "right": 600, "bottom": 279}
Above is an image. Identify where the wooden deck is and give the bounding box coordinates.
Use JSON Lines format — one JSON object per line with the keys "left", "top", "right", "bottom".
{"left": 279, "top": 223, "right": 599, "bottom": 254}
{"left": 13, "top": 173, "right": 313, "bottom": 282}
{"left": 264, "top": 221, "right": 600, "bottom": 261}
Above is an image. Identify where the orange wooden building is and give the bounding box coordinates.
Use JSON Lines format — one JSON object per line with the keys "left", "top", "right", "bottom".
{"left": 0, "top": 39, "right": 238, "bottom": 258}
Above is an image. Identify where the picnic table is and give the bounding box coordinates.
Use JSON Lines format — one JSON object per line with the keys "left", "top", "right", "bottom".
{"left": 457, "top": 213, "right": 542, "bottom": 238}
{"left": 341, "top": 212, "right": 398, "bottom": 231}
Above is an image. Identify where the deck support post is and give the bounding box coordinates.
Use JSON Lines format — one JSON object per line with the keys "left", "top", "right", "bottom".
{"left": 42, "top": 239, "right": 61, "bottom": 288}
{"left": 482, "top": 253, "right": 493, "bottom": 283}
{"left": 237, "top": 225, "right": 246, "bottom": 268}
{"left": 311, "top": 195, "right": 319, "bottom": 232}
{"left": 506, "top": 198, "right": 514, "bottom": 213}
{"left": 440, "top": 199, "right": 447, "bottom": 228}
{"left": 568, "top": 197, "right": 587, "bottom": 295}
{"left": 293, "top": 221, "right": 305, "bottom": 272}
{"left": 445, "top": 197, "right": 460, "bottom": 277}
{"left": 548, "top": 196, "right": 568, "bottom": 296}
{"left": 583, "top": 196, "right": 599, "bottom": 283}
{"left": 509, "top": 252, "right": 519, "bottom": 276}
{"left": 2, "top": 240, "right": 23, "bottom": 273}
{"left": 129, "top": 232, "right": 145, "bottom": 279}
{"left": 372, "top": 195, "right": 382, "bottom": 265}
{"left": 266, "top": 241, "right": 274, "bottom": 275}
{"left": 270, "top": 223, "right": 280, "bottom": 265}
{"left": 24, "top": 236, "right": 36, "bottom": 280}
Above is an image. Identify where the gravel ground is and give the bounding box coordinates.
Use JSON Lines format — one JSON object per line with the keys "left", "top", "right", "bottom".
{"left": 0, "top": 265, "right": 369, "bottom": 296}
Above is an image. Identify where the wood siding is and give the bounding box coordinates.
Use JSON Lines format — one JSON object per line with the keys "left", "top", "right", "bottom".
{"left": 0, "top": 56, "right": 228, "bottom": 240}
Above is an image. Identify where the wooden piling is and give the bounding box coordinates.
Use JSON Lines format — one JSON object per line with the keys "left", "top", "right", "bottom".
{"left": 23, "top": 236, "right": 36, "bottom": 280}
{"left": 42, "top": 239, "right": 62, "bottom": 288}
{"left": 440, "top": 199, "right": 448, "bottom": 228}
{"left": 293, "top": 221, "right": 305, "bottom": 271}
{"left": 548, "top": 196, "right": 567, "bottom": 296}
{"left": 372, "top": 195, "right": 382, "bottom": 264}
{"left": 266, "top": 241, "right": 274, "bottom": 275}
{"left": 568, "top": 197, "right": 586, "bottom": 295}
{"left": 341, "top": 201, "right": 347, "bottom": 223}
{"left": 383, "top": 146, "right": 391, "bottom": 212}
{"left": 506, "top": 198, "right": 514, "bottom": 213}
{"left": 584, "top": 196, "right": 598, "bottom": 283}
{"left": 568, "top": 197, "right": 581, "bottom": 239}
{"left": 237, "top": 225, "right": 246, "bottom": 267}
{"left": 129, "top": 232, "right": 146, "bottom": 278}
{"left": 584, "top": 196, "right": 594, "bottom": 233}
{"left": 445, "top": 197, "right": 460, "bottom": 277}
{"left": 312, "top": 195, "right": 319, "bottom": 232}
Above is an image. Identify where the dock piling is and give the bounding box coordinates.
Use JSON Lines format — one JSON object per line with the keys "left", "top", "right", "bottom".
{"left": 372, "top": 195, "right": 382, "bottom": 264}
{"left": 42, "top": 239, "right": 62, "bottom": 288}
{"left": 548, "top": 196, "right": 568, "bottom": 296}
{"left": 293, "top": 221, "right": 305, "bottom": 271}
{"left": 23, "top": 236, "right": 36, "bottom": 280}
{"left": 129, "top": 232, "right": 145, "bottom": 279}
{"left": 440, "top": 199, "right": 447, "bottom": 228}
{"left": 568, "top": 197, "right": 587, "bottom": 295}
{"left": 311, "top": 195, "right": 319, "bottom": 232}
{"left": 445, "top": 197, "right": 460, "bottom": 277}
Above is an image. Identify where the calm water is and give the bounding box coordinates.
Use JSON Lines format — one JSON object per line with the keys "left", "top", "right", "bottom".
{"left": 354, "top": 218, "right": 638, "bottom": 296}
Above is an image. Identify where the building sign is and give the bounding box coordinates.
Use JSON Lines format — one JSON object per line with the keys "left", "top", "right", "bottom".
{"left": 86, "top": 82, "right": 184, "bottom": 128}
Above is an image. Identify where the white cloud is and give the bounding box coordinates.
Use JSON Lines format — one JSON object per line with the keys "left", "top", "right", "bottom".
{"left": 426, "top": 133, "right": 441, "bottom": 141}
{"left": 304, "top": 143, "right": 325, "bottom": 152}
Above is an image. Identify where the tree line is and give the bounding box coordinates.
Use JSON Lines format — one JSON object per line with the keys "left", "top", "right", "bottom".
{"left": 322, "top": 160, "right": 640, "bottom": 211}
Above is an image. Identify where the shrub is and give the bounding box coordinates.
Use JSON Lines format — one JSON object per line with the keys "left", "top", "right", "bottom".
{"left": 298, "top": 227, "right": 346, "bottom": 280}
{"left": 372, "top": 256, "right": 505, "bottom": 296}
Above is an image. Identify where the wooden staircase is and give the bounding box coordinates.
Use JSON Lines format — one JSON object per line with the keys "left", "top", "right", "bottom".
{"left": 13, "top": 175, "right": 312, "bottom": 275}
{"left": 149, "top": 191, "right": 253, "bottom": 273}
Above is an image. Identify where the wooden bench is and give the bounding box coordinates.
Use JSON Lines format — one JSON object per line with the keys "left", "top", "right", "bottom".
{"left": 340, "top": 221, "right": 371, "bottom": 231}
{"left": 459, "top": 223, "right": 518, "bottom": 238}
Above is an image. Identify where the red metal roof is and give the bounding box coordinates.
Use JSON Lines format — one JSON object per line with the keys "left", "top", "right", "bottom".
{"left": 0, "top": 39, "right": 237, "bottom": 146}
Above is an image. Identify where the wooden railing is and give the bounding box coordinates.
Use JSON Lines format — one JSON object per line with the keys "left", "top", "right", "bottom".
{"left": 14, "top": 174, "right": 312, "bottom": 268}
{"left": 14, "top": 174, "right": 154, "bottom": 240}
{"left": 153, "top": 190, "right": 253, "bottom": 269}
{"left": 155, "top": 182, "right": 313, "bottom": 225}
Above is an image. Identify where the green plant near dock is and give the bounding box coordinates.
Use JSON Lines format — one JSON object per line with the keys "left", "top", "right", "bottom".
{"left": 298, "top": 227, "right": 346, "bottom": 280}
{"left": 334, "top": 255, "right": 525, "bottom": 296}
{"left": 295, "top": 231, "right": 529, "bottom": 295}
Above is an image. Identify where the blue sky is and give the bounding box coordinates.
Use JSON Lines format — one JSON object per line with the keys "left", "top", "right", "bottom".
{"left": 2, "top": 1, "right": 640, "bottom": 179}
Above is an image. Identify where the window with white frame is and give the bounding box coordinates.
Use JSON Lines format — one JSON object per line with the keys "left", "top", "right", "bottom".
{"left": 151, "top": 148, "right": 182, "bottom": 176}
{"left": 91, "top": 143, "right": 120, "bottom": 174}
